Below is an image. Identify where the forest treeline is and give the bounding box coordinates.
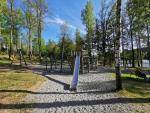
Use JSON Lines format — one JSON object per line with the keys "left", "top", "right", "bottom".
{"left": 0, "top": 0, "right": 149, "bottom": 68}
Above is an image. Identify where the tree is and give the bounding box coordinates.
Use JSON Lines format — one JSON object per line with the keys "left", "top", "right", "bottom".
{"left": 7, "top": 0, "right": 14, "bottom": 58}
{"left": 75, "top": 29, "right": 84, "bottom": 73}
{"left": 60, "top": 23, "right": 68, "bottom": 72}
{"left": 81, "top": 0, "right": 95, "bottom": 66}
{"left": 23, "top": 0, "right": 37, "bottom": 59}
{"left": 126, "top": 0, "right": 150, "bottom": 67}
{"left": 46, "top": 40, "right": 58, "bottom": 69}
{"left": 0, "top": 0, "right": 6, "bottom": 31}
{"left": 121, "top": 16, "right": 129, "bottom": 68}
{"left": 75, "top": 29, "right": 83, "bottom": 52}
{"left": 0, "top": 0, "right": 6, "bottom": 12}
{"left": 98, "top": 0, "right": 109, "bottom": 66}
{"left": 32, "top": 37, "right": 46, "bottom": 57}
{"left": 115, "top": 0, "right": 122, "bottom": 90}
{"left": 13, "top": 9, "right": 24, "bottom": 50}
{"left": 95, "top": 0, "right": 115, "bottom": 66}
{"left": 0, "top": 0, "right": 7, "bottom": 51}
{"left": 32, "top": 38, "right": 38, "bottom": 55}
{"left": 33, "top": 0, "right": 47, "bottom": 61}
{"left": 6, "top": 0, "right": 24, "bottom": 58}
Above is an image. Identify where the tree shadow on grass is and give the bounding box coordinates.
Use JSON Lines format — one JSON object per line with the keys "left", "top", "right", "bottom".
{"left": 0, "top": 98, "right": 149, "bottom": 109}
{"left": 0, "top": 62, "right": 30, "bottom": 73}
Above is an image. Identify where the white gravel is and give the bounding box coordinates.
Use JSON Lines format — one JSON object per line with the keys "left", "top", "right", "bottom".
{"left": 24, "top": 73, "right": 136, "bottom": 113}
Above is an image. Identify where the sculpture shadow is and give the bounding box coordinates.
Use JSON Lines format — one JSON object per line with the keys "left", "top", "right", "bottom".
{"left": 43, "top": 75, "right": 70, "bottom": 90}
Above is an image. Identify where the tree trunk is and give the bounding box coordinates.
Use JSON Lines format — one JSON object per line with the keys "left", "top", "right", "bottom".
{"left": 80, "top": 50, "right": 83, "bottom": 74}
{"left": 9, "top": 1, "right": 13, "bottom": 59}
{"left": 19, "top": 50, "right": 22, "bottom": 66}
{"left": 38, "top": 20, "right": 42, "bottom": 62}
{"left": 121, "top": 24, "right": 125, "bottom": 68}
{"left": 138, "top": 35, "right": 142, "bottom": 68}
{"left": 146, "top": 23, "right": 150, "bottom": 67}
{"left": 87, "top": 33, "right": 92, "bottom": 69}
{"left": 136, "top": 42, "right": 140, "bottom": 67}
{"left": 130, "top": 23, "right": 135, "bottom": 67}
{"left": 28, "top": 27, "right": 32, "bottom": 59}
{"left": 60, "top": 36, "right": 65, "bottom": 72}
{"left": 147, "top": 23, "right": 150, "bottom": 47}
{"left": 102, "top": 22, "right": 106, "bottom": 66}
{"left": 37, "top": 9, "right": 42, "bottom": 62}
{"left": 121, "top": 41, "right": 125, "bottom": 68}
{"left": 0, "top": 22, "right": 1, "bottom": 51}
{"left": 115, "top": 0, "right": 122, "bottom": 91}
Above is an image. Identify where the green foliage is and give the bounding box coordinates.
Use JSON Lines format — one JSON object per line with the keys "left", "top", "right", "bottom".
{"left": 0, "top": 0, "right": 149, "bottom": 67}
{"left": 12, "top": 9, "right": 24, "bottom": 49}
{"left": 23, "top": 0, "right": 37, "bottom": 36}
{"left": 32, "top": 37, "right": 46, "bottom": 56}
{"left": 46, "top": 40, "right": 60, "bottom": 56}
{"left": 0, "top": 0, "right": 6, "bottom": 13}
{"left": 75, "top": 29, "right": 83, "bottom": 52}
{"left": 58, "top": 36, "right": 75, "bottom": 58}
{"left": 64, "top": 37, "right": 75, "bottom": 54}
{"left": 127, "top": 0, "right": 149, "bottom": 36}
{"left": 0, "top": 0, "right": 7, "bottom": 38}
{"left": 81, "top": 0, "right": 95, "bottom": 56}
{"left": 81, "top": 0, "right": 95, "bottom": 33}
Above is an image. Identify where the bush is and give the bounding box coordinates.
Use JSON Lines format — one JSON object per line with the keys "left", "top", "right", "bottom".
{"left": 135, "top": 67, "right": 147, "bottom": 81}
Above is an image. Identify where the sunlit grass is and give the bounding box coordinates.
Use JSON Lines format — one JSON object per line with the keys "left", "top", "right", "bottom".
{"left": 112, "top": 73, "right": 150, "bottom": 98}
{"left": 0, "top": 55, "right": 10, "bottom": 65}
{"left": 0, "top": 70, "right": 46, "bottom": 103}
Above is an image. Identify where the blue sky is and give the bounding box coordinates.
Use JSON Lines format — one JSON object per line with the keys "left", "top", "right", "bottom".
{"left": 43, "top": 0, "right": 101, "bottom": 42}
{"left": 15, "top": 0, "right": 114, "bottom": 43}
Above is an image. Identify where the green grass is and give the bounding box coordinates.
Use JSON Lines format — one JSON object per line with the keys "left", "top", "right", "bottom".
{"left": 0, "top": 70, "right": 46, "bottom": 102}
{"left": 112, "top": 73, "right": 150, "bottom": 98}
{"left": 0, "top": 59, "right": 10, "bottom": 65}
{"left": 115, "top": 73, "right": 150, "bottom": 113}
{"left": 0, "top": 54, "right": 46, "bottom": 107}
{"left": 0, "top": 55, "right": 11, "bottom": 65}
{"left": 120, "top": 67, "right": 150, "bottom": 71}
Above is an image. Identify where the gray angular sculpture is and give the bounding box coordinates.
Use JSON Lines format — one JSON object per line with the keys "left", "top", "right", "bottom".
{"left": 70, "top": 55, "right": 80, "bottom": 91}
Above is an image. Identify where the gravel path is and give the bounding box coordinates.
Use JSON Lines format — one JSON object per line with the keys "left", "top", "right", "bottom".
{"left": 23, "top": 73, "right": 136, "bottom": 113}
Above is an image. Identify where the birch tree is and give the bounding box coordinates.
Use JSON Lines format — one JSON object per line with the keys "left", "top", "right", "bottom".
{"left": 33, "top": 0, "right": 47, "bottom": 61}
{"left": 81, "top": 0, "right": 95, "bottom": 66}
{"left": 24, "top": 0, "right": 36, "bottom": 59}
{"left": 115, "top": 0, "right": 122, "bottom": 90}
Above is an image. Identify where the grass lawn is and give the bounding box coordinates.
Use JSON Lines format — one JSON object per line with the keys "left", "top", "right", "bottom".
{"left": 0, "top": 69, "right": 46, "bottom": 103}
{"left": 0, "top": 55, "right": 46, "bottom": 113}
{"left": 0, "top": 55, "right": 11, "bottom": 65}
{"left": 112, "top": 73, "right": 150, "bottom": 98}
{"left": 112, "top": 73, "right": 150, "bottom": 113}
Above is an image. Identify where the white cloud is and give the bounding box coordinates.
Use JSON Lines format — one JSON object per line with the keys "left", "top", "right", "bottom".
{"left": 46, "top": 17, "right": 66, "bottom": 25}
{"left": 45, "top": 17, "right": 72, "bottom": 28}
{"left": 45, "top": 17, "right": 86, "bottom": 34}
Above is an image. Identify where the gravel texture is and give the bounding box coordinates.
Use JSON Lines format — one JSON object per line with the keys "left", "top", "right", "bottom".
{"left": 23, "top": 73, "right": 136, "bottom": 113}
